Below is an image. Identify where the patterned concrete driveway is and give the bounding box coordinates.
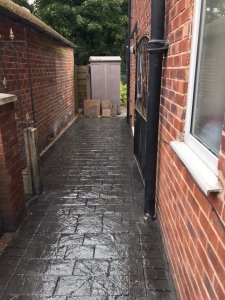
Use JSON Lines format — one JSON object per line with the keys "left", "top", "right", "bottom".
{"left": 0, "top": 117, "right": 176, "bottom": 299}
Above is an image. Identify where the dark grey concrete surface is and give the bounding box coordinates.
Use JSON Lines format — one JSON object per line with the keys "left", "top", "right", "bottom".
{"left": 0, "top": 117, "right": 176, "bottom": 299}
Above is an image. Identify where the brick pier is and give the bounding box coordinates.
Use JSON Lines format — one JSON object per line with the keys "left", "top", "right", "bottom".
{"left": 0, "top": 94, "right": 26, "bottom": 232}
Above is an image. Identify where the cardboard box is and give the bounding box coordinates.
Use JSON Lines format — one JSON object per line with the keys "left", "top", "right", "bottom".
{"left": 84, "top": 99, "right": 101, "bottom": 117}
{"left": 101, "top": 100, "right": 111, "bottom": 109}
{"left": 102, "top": 108, "right": 111, "bottom": 117}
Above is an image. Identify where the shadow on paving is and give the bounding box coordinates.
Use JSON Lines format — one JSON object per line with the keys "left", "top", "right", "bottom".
{"left": 0, "top": 117, "right": 177, "bottom": 299}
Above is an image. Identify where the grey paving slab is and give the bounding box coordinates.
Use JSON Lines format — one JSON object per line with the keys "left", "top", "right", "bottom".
{"left": 0, "top": 117, "right": 176, "bottom": 299}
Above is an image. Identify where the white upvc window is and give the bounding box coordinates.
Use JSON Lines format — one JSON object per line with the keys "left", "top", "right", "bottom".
{"left": 171, "top": 0, "right": 224, "bottom": 195}
{"left": 185, "top": 0, "right": 225, "bottom": 175}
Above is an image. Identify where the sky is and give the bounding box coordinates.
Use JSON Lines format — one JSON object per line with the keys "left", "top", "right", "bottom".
{"left": 28, "top": 0, "right": 34, "bottom": 4}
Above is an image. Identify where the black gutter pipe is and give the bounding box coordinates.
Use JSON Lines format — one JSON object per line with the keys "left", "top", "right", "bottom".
{"left": 144, "top": 0, "right": 168, "bottom": 217}
{"left": 126, "top": 0, "right": 131, "bottom": 124}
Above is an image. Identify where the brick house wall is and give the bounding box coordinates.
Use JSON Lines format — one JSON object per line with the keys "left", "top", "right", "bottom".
{"left": 0, "top": 15, "right": 75, "bottom": 165}
{"left": 130, "top": 0, "right": 225, "bottom": 299}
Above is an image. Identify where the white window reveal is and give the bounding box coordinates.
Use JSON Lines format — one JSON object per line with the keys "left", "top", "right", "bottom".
{"left": 191, "top": 0, "right": 225, "bottom": 157}
{"left": 171, "top": 0, "right": 224, "bottom": 195}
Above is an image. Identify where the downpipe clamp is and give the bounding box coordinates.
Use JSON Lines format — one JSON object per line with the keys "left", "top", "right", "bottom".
{"left": 148, "top": 39, "right": 169, "bottom": 53}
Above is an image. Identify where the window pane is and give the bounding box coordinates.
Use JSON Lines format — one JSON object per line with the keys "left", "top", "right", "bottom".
{"left": 192, "top": 0, "right": 225, "bottom": 155}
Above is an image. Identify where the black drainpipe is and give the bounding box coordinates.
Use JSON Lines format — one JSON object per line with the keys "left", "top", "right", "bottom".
{"left": 144, "top": 0, "right": 168, "bottom": 218}
{"left": 126, "top": 0, "right": 131, "bottom": 124}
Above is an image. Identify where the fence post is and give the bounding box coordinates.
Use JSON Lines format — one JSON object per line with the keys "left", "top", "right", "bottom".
{"left": 23, "top": 129, "right": 33, "bottom": 196}
{"left": 86, "top": 65, "right": 91, "bottom": 99}
{"left": 24, "top": 127, "right": 41, "bottom": 196}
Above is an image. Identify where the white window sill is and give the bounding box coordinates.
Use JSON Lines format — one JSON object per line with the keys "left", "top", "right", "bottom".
{"left": 170, "top": 141, "right": 222, "bottom": 196}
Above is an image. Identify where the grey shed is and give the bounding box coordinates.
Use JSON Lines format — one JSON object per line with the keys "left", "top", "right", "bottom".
{"left": 89, "top": 56, "right": 121, "bottom": 114}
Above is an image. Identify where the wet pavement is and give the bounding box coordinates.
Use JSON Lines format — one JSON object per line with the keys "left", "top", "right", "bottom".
{"left": 0, "top": 117, "right": 176, "bottom": 299}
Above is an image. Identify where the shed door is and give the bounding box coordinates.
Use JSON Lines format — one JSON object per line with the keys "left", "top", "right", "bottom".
{"left": 91, "top": 63, "right": 107, "bottom": 99}
{"left": 106, "top": 63, "right": 120, "bottom": 113}
{"left": 91, "top": 62, "right": 120, "bottom": 114}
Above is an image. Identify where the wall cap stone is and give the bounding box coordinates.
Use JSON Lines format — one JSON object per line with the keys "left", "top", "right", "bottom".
{"left": 0, "top": 93, "right": 17, "bottom": 106}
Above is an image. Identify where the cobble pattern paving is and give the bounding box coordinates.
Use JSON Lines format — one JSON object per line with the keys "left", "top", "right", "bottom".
{"left": 0, "top": 117, "right": 176, "bottom": 299}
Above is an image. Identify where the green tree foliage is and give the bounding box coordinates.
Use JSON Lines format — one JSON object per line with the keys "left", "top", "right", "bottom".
{"left": 120, "top": 82, "right": 127, "bottom": 106}
{"left": 35, "top": 0, "right": 128, "bottom": 66}
{"left": 206, "top": 0, "right": 225, "bottom": 23}
{"left": 12, "top": 0, "right": 34, "bottom": 12}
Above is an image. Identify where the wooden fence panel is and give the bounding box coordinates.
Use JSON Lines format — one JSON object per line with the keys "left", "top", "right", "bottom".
{"left": 75, "top": 65, "right": 91, "bottom": 110}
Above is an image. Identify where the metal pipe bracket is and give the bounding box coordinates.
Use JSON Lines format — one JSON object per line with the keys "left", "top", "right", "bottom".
{"left": 148, "top": 39, "right": 169, "bottom": 53}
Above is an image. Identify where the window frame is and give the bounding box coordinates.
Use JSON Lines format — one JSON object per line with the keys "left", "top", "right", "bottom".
{"left": 185, "top": 0, "right": 219, "bottom": 175}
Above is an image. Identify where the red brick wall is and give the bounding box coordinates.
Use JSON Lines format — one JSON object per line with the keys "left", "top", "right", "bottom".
{"left": 0, "top": 16, "right": 75, "bottom": 164}
{"left": 130, "top": 0, "right": 225, "bottom": 299}
{"left": 0, "top": 101, "right": 26, "bottom": 231}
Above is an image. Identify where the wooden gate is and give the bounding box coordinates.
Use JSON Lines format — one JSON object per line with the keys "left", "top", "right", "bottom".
{"left": 134, "top": 36, "right": 149, "bottom": 181}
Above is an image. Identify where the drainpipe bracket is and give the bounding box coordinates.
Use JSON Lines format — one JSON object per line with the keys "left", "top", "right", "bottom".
{"left": 148, "top": 39, "right": 169, "bottom": 53}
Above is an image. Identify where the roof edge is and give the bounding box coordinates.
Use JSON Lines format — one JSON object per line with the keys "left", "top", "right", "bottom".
{"left": 0, "top": 0, "right": 75, "bottom": 48}
{"left": 89, "top": 56, "right": 122, "bottom": 62}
